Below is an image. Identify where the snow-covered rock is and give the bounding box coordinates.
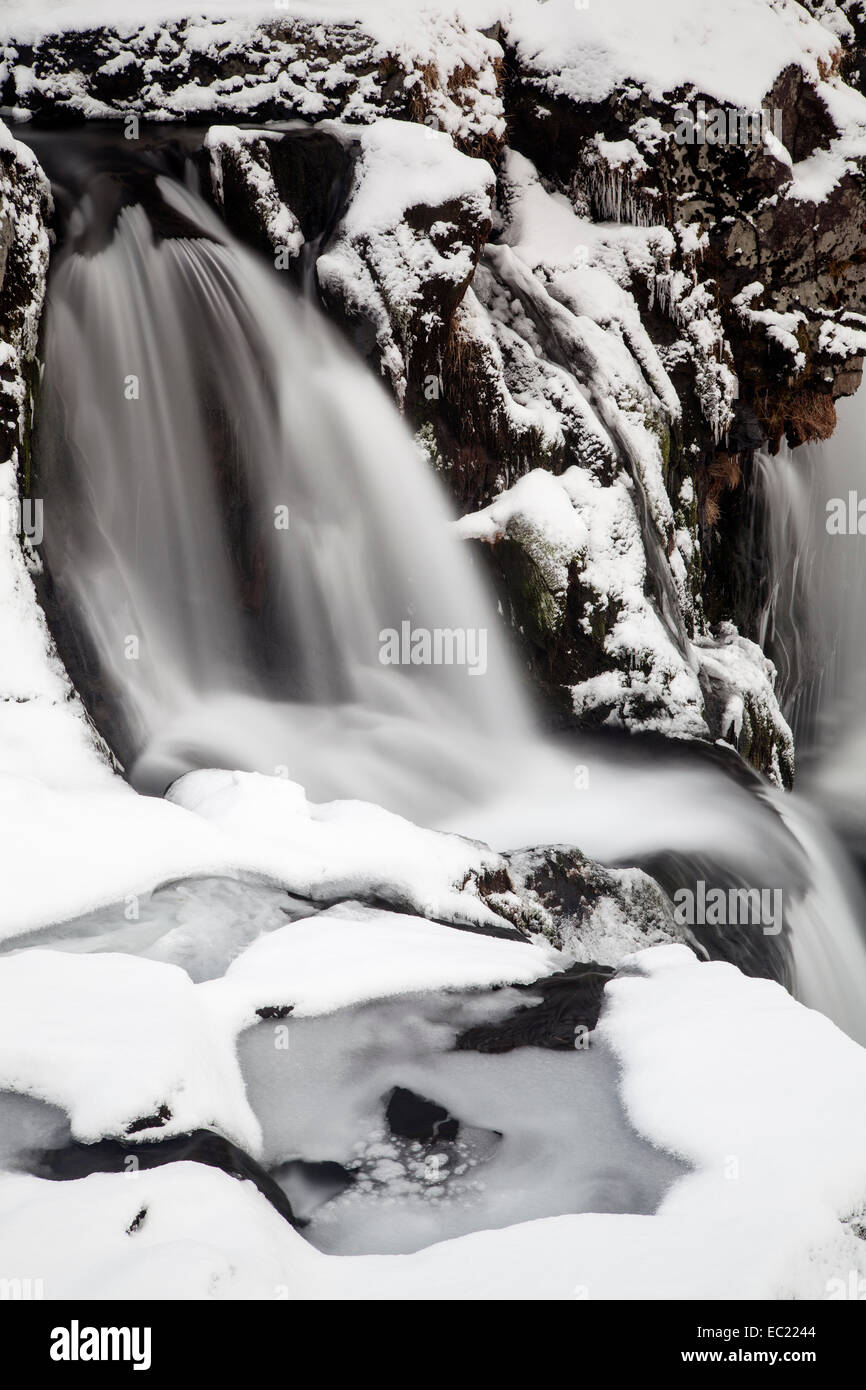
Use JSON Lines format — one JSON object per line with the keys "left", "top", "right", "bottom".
{"left": 0, "top": 121, "right": 112, "bottom": 788}
{"left": 316, "top": 118, "right": 495, "bottom": 407}
{"left": 1, "top": 942, "right": 865, "bottom": 1298}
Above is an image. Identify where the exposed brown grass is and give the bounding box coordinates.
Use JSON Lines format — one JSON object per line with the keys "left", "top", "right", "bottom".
{"left": 703, "top": 450, "right": 743, "bottom": 527}
{"left": 758, "top": 388, "right": 837, "bottom": 451}
{"left": 817, "top": 48, "right": 843, "bottom": 83}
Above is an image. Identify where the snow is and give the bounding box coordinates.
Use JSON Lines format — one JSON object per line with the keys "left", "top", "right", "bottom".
{"left": 0, "top": 0, "right": 840, "bottom": 124}
{"left": 456, "top": 461, "right": 790, "bottom": 766}
{"left": 598, "top": 946, "right": 866, "bottom": 1298}
{"left": 695, "top": 621, "right": 792, "bottom": 750}
{"left": 0, "top": 775, "right": 234, "bottom": 943}
{"left": 0, "top": 3, "right": 506, "bottom": 150}
{"left": 0, "top": 1, "right": 491, "bottom": 48}
{"left": 0, "top": 758, "right": 558, "bottom": 949}
{"left": 0, "top": 128, "right": 121, "bottom": 793}
{"left": 317, "top": 118, "right": 494, "bottom": 403}
{"left": 208, "top": 903, "right": 562, "bottom": 1024}
{"left": 503, "top": 0, "right": 842, "bottom": 112}
{"left": 168, "top": 768, "right": 514, "bottom": 931}
{"left": 457, "top": 468, "right": 585, "bottom": 593}
{"left": 1, "top": 943, "right": 865, "bottom": 1298}
{"left": 204, "top": 126, "right": 304, "bottom": 256}
{"left": 733, "top": 281, "right": 807, "bottom": 369}
{"left": 491, "top": 146, "right": 733, "bottom": 626}
{"left": 819, "top": 319, "right": 866, "bottom": 358}
{"left": 0, "top": 0, "right": 860, "bottom": 1303}
{"left": 0, "top": 949, "right": 260, "bottom": 1148}
{"left": 498, "top": 150, "right": 681, "bottom": 424}
{"left": 327, "top": 117, "right": 493, "bottom": 241}
{"left": 458, "top": 467, "right": 709, "bottom": 738}
{"left": 0, "top": 902, "right": 563, "bottom": 1154}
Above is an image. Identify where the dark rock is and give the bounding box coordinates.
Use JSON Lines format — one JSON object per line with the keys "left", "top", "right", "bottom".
{"left": 125, "top": 1207, "right": 148, "bottom": 1235}
{"left": 456, "top": 962, "right": 615, "bottom": 1052}
{"left": 1, "top": 16, "right": 503, "bottom": 158}
{"left": 34, "top": 1128, "right": 302, "bottom": 1229}
{"left": 126, "top": 1104, "right": 172, "bottom": 1135}
{"left": 385, "top": 1087, "right": 459, "bottom": 1143}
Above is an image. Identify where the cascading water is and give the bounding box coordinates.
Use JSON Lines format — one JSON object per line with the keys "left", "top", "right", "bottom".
{"left": 35, "top": 172, "right": 530, "bottom": 817}
{"left": 734, "top": 389, "right": 866, "bottom": 1042}
{"left": 764, "top": 392, "right": 866, "bottom": 842}
{"left": 28, "top": 140, "right": 866, "bottom": 1045}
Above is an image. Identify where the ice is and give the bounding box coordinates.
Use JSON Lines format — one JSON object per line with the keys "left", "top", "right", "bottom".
{"left": 2, "top": 945, "right": 865, "bottom": 1297}
{"left": 302, "top": 1041, "right": 686, "bottom": 1256}
{"left": 235, "top": 977, "right": 684, "bottom": 1256}
{"left": 0, "top": 1091, "right": 71, "bottom": 1174}
{"left": 236, "top": 988, "right": 524, "bottom": 1165}
{"left": 0, "top": 876, "right": 312, "bottom": 984}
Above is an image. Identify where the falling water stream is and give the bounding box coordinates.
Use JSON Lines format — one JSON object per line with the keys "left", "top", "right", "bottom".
{"left": 27, "top": 141, "right": 866, "bottom": 1048}
{"left": 36, "top": 173, "right": 530, "bottom": 817}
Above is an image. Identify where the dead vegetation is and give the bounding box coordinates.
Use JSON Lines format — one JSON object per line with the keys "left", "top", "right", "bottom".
{"left": 702, "top": 451, "right": 743, "bottom": 527}
{"left": 757, "top": 387, "right": 837, "bottom": 451}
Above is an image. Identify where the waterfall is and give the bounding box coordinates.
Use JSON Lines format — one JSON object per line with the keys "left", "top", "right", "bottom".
{"left": 34, "top": 174, "right": 531, "bottom": 818}
{"left": 29, "top": 147, "right": 866, "bottom": 1045}
{"left": 750, "top": 389, "right": 866, "bottom": 806}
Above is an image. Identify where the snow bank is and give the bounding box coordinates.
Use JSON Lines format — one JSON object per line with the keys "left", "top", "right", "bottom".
{"left": 0, "top": 3, "right": 505, "bottom": 151}
{"left": 504, "top": 0, "right": 841, "bottom": 111}
{"left": 206, "top": 904, "right": 561, "bottom": 1027}
{"left": 0, "top": 0, "right": 840, "bottom": 119}
{"left": 0, "top": 775, "right": 232, "bottom": 942}
{"left": 0, "top": 950, "right": 259, "bottom": 1148}
{"left": 0, "top": 124, "right": 113, "bottom": 791}
{"left": 0, "top": 902, "right": 563, "bottom": 1150}
{"left": 0, "top": 762, "right": 534, "bottom": 945}
{"left": 168, "top": 768, "right": 514, "bottom": 930}
{"left": 1, "top": 943, "right": 865, "bottom": 1298}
